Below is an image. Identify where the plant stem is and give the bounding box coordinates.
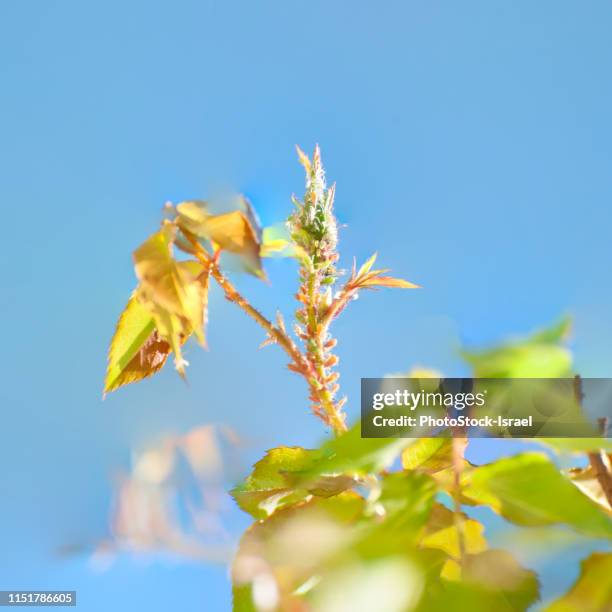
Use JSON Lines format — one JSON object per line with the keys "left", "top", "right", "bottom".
{"left": 183, "top": 234, "right": 351, "bottom": 435}
{"left": 186, "top": 235, "right": 309, "bottom": 375}
{"left": 451, "top": 434, "right": 467, "bottom": 572}
{"left": 574, "top": 376, "right": 612, "bottom": 508}
{"left": 298, "top": 268, "right": 347, "bottom": 435}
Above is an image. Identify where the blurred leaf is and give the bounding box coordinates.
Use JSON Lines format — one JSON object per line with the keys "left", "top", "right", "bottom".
{"left": 462, "top": 550, "right": 540, "bottom": 610}
{"left": 462, "top": 453, "right": 612, "bottom": 539}
{"left": 297, "top": 423, "right": 415, "bottom": 481}
{"left": 462, "top": 318, "right": 572, "bottom": 377}
{"left": 421, "top": 503, "right": 487, "bottom": 560}
{"left": 530, "top": 317, "right": 572, "bottom": 344}
{"left": 232, "top": 584, "right": 257, "bottom": 612}
{"left": 416, "top": 580, "right": 514, "bottom": 612}
{"left": 205, "top": 210, "right": 262, "bottom": 274}
{"left": 538, "top": 438, "right": 612, "bottom": 453}
{"left": 231, "top": 447, "right": 355, "bottom": 520}
{"left": 310, "top": 557, "right": 423, "bottom": 612}
{"left": 567, "top": 465, "right": 612, "bottom": 514}
{"left": 104, "top": 295, "right": 168, "bottom": 394}
{"left": 545, "top": 552, "right": 612, "bottom": 611}
{"left": 260, "top": 224, "right": 300, "bottom": 258}
{"left": 175, "top": 200, "right": 210, "bottom": 235}
{"left": 402, "top": 438, "right": 454, "bottom": 473}
{"left": 232, "top": 493, "right": 365, "bottom": 609}
{"left": 176, "top": 199, "right": 264, "bottom": 276}
{"left": 373, "top": 472, "right": 437, "bottom": 535}
{"left": 418, "top": 550, "right": 539, "bottom": 611}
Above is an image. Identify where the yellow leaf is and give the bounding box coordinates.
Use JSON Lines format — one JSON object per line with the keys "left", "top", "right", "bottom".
{"left": 402, "top": 438, "right": 453, "bottom": 473}
{"left": 205, "top": 210, "right": 263, "bottom": 274}
{"left": 546, "top": 552, "right": 612, "bottom": 611}
{"left": 133, "top": 227, "right": 210, "bottom": 375}
{"left": 104, "top": 295, "right": 163, "bottom": 394}
{"left": 421, "top": 503, "right": 487, "bottom": 560}
{"left": 175, "top": 200, "right": 210, "bottom": 236}
{"left": 176, "top": 198, "right": 265, "bottom": 277}
{"left": 138, "top": 294, "right": 190, "bottom": 376}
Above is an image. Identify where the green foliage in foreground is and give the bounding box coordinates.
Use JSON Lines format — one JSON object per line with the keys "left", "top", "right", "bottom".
{"left": 104, "top": 148, "right": 612, "bottom": 611}
{"left": 228, "top": 318, "right": 612, "bottom": 611}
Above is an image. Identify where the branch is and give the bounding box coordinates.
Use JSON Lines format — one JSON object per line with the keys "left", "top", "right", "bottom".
{"left": 184, "top": 234, "right": 351, "bottom": 434}
{"left": 574, "top": 376, "right": 612, "bottom": 508}
{"left": 185, "top": 233, "right": 310, "bottom": 376}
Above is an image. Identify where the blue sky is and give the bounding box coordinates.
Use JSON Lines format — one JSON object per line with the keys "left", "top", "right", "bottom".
{"left": 1, "top": 1, "right": 612, "bottom": 610}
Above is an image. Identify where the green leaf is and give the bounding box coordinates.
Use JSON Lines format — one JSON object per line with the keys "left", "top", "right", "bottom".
{"left": 462, "top": 452, "right": 612, "bottom": 539}
{"left": 545, "top": 552, "right": 612, "bottom": 611}
{"left": 232, "top": 584, "right": 257, "bottom": 612}
{"left": 402, "top": 438, "right": 454, "bottom": 473}
{"left": 310, "top": 557, "right": 424, "bottom": 612}
{"left": 104, "top": 294, "right": 164, "bottom": 395}
{"left": 418, "top": 550, "right": 539, "bottom": 612}
{"left": 462, "top": 550, "right": 540, "bottom": 610}
{"left": 231, "top": 447, "right": 355, "bottom": 520}
{"left": 260, "top": 224, "right": 301, "bottom": 258}
{"left": 356, "top": 472, "right": 436, "bottom": 554}
{"left": 462, "top": 317, "right": 572, "bottom": 378}
{"left": 296, "top": 423, "right": 415, "bottom": 482}
{"left": 232, "top": 492, "right": 366, "bottom": 610}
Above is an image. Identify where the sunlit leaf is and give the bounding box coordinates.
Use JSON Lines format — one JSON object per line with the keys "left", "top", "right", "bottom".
{"left": 567, "top": 465, "right": 612, "bottom": 514}
{"left": 462, "top": 453, "right": 612, "bottom": 539}
{"left": 359, "top": 275, "right": 421, "bottom": 289}
{"left": 133, "top": 226, "right": 206, "bottom": 336}
{"left": 545, "top": 552, "right": 612, "bottom": 611}
{"left": 421, "top": 503, "right": 487, "bottom": 560}
{"left": 231, "top": 447, "right": 355, "bottom": 520}
{"left": 174, "top": 200, "right": 210, "bottom": 236}
{"left": 133, "top": 226, "right": 208, "bottom": 373}
{"left": 136, "top": 297, "right": 190, "bottom": 376}
{"left": 356, "top": 252, "right": 378, "bottom": 278}
{"left": 402, "top": 438, "right": 454, "bottom": 473}
{"left": 462, "top": 550, "right": 540, "bottom": 610}
{"left": 462, "top": 318, "right": 572, "bottom": 378}
{"left": 205, "top": 210, "right": 262, "bottom": 273}
{"left": 310, "top": 557, "right": 424, "bottom": 612}
{"left": 296, "top": 423, "right": 415, "bottom": 481}
{"left": 232, "top": 584, "right": 257, "bottom": 612}
{"left": 176, "top": 199, "right": 264, "bottom": 275}
{"left": 104, "top": 295, "right": 162, "bottom": 394}
{"left": 364, "top": 472, "right": 437, "bottom": 543}
{"left": 232, "top": 493, "right": 365, "bottom": 610}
